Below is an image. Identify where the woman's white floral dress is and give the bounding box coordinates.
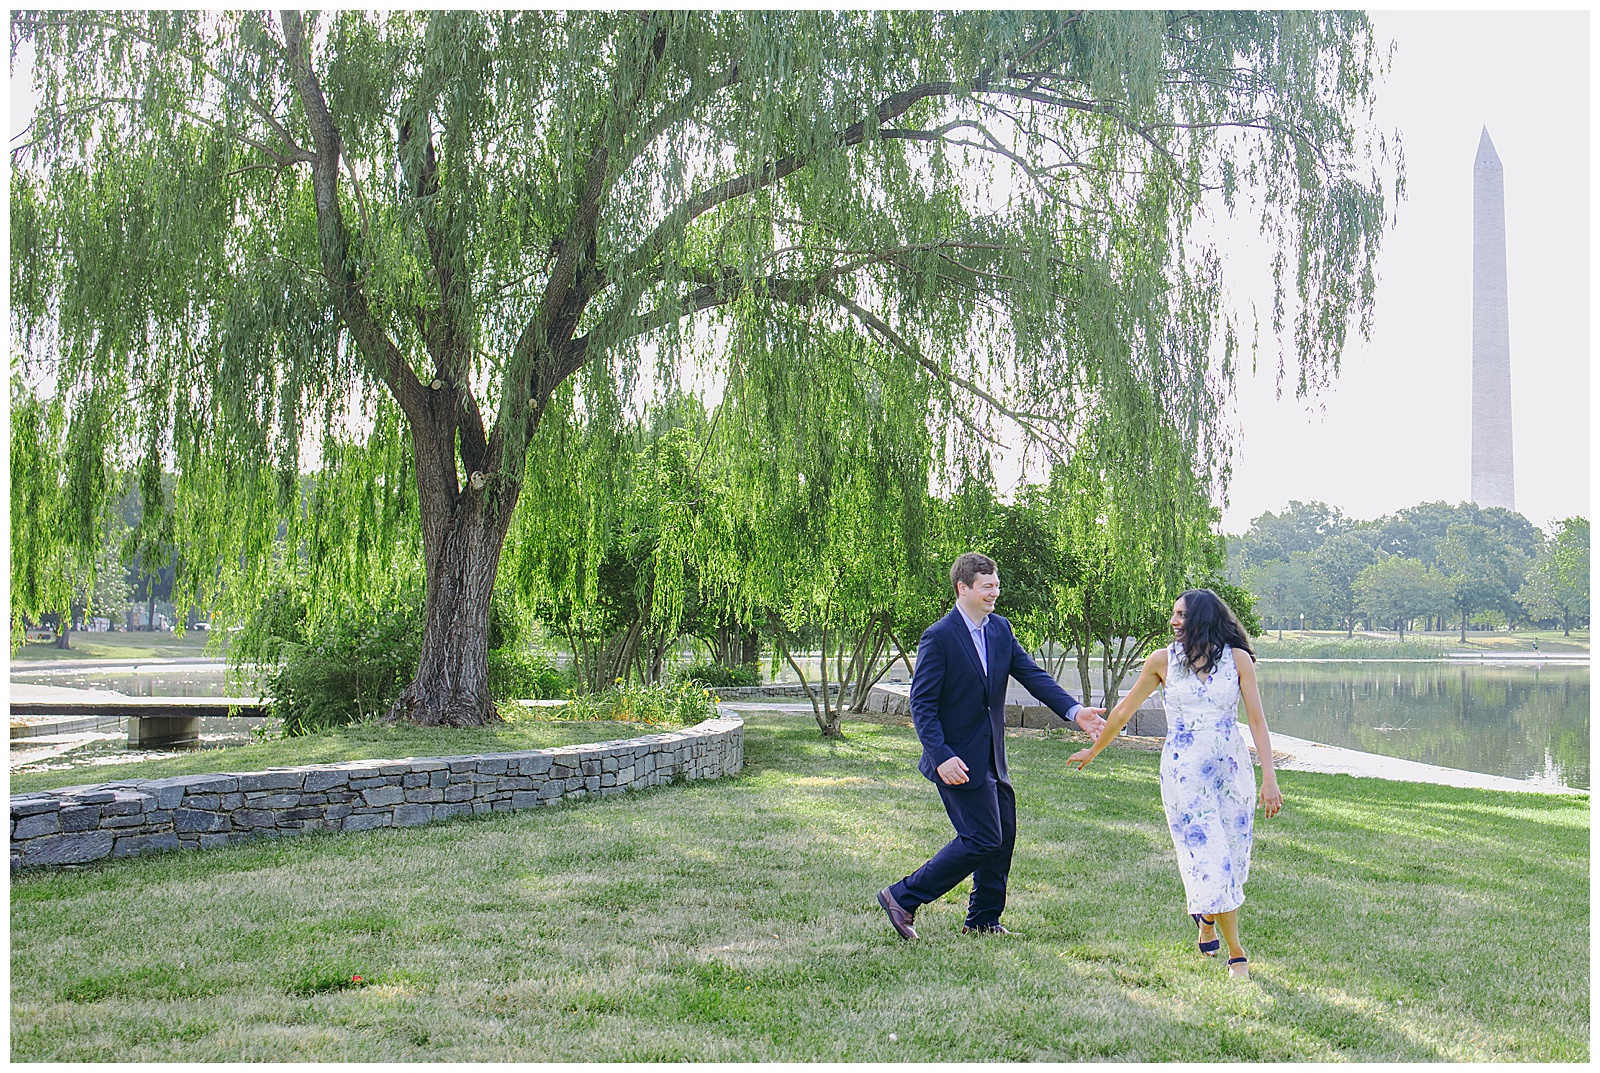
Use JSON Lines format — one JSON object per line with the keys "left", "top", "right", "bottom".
{"left": 1160, "top": 642, "right": 1255, "bottom": 915}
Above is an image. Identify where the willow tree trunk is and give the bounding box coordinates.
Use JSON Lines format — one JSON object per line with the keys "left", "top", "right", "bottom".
{"left": 387, "top": 495, "right": 516, "bottom": 726}
{"left": 385, "top": 405, "right": 521, "bottom": 727}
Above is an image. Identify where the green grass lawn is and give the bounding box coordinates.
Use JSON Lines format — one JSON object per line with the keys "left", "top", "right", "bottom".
{"left": 12, "top": 630, "right": 223, "bottom": 663}
{"left": 9, "top": 713, "right": 1588, "bottom": 1061}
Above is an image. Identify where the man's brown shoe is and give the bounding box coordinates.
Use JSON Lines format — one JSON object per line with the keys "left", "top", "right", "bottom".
{"left": 962, "top": 922, "right": 1012, "bottom": 935}
{"left": 877, "top": 888, "right": 919, "bottom": 940}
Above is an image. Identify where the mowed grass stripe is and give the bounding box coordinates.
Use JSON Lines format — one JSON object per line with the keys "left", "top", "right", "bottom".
{"left": 10, "top": 714, "right": 1588, "bottom": 1061}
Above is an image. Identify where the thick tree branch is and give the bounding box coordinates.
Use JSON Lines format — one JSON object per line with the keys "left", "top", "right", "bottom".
{"left": 278, "top": 12, "right": 425, "bottom": 418}
{"left": 492, "top": 16, "right": 670, "bottom": 476}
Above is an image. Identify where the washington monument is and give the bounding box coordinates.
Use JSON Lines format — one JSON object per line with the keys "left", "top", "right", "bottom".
{"left": 1471, "top": 127, "right": 1514, "bottom": 510}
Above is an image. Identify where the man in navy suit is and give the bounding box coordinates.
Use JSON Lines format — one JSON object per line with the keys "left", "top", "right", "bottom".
{"left": 878, "top": 553, "right": 1106, "bottom": 938}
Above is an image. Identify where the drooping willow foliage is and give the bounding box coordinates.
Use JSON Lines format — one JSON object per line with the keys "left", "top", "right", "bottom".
{"left": 10, "top": 11, "right": 1400, "bottom": 722}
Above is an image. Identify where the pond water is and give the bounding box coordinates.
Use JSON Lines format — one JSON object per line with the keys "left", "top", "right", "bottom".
{"left": 10, "top": 664, "right": 235, "bottom": 697}
{"left": 768, "top": 655, "right": 1589, "bottom": 791}
{"left": 1253, "top": 661, "right": 1588, "bottom": 791}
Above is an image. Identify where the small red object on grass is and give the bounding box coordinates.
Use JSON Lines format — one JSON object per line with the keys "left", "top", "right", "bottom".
{"left": 351, "top": 975, "right": 364, "bottom": 984}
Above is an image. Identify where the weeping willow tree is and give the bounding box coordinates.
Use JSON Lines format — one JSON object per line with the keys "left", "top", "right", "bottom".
{"left": 11, "top": 10, "right": 1398, "bottom": 725}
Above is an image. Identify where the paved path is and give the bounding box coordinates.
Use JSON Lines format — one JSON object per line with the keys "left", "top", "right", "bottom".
{"left": 1258, "top": 731, "right": 1583, "bottom": 795}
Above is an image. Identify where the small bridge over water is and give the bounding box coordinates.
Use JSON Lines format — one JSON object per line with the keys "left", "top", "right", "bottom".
{"left": 10, "top": 696, "right": 267, "bottom": 748}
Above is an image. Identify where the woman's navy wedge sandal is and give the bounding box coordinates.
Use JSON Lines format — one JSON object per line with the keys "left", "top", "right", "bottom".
{"left": 1191, "top": 914, "right": 1220, "bottom": 957}
{"left": 1227, "top": 955, "right": 1249, "bottom": 979}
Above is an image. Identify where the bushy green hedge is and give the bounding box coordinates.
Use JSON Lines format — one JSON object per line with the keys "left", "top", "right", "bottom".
{"left": 488, "top": 648, "right": 570, "bottom": 700}
{"left": 249, "top": 585, "right": 571, "bottom": 736}
{"left": 556, "top": 678, "right": 719, "bottom": 727}
{"left": 673, "top": 661, "right": 761, "bottom": 688}
{"left": 266, "top": 598, "right": 424, "bottom": 736}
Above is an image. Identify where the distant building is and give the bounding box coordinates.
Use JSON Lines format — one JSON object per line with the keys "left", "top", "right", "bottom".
{"left": 1471, "top": 127, "right": 1515, "bottom": 510}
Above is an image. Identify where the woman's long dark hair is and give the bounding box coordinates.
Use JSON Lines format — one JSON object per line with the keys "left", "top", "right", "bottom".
{"left": 1177, "top": 588, "right": 1255, "bottom": 676}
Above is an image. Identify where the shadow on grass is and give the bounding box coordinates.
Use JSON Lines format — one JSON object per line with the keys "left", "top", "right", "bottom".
{"left": 9, "top": 715, "right": 1589, "bottom": 1062}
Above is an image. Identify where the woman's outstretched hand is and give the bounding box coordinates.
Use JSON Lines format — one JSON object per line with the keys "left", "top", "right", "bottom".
{"left": 1259, "top": 776, "right": 1283, "bottom": 818}
{"left": 1067, "top": 748, "right": 1094, "bottom": 770}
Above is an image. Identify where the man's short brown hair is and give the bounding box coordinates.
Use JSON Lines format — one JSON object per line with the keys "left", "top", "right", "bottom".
{"left": 950, "top": 552, "right": 998, "bottom": 593}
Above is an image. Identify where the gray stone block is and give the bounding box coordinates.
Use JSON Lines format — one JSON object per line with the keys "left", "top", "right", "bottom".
{"left": 11, "top": 796, "right": 61, "bottom": 818}
{"left": 429, "top": 770, "right": 449, "bottom": 788}
{"left": 402, "top": 772, "right": 428, "bottom": 788}
{"left": 519, "top": 755, "right": 553, "bottom": 776}
{"left": 343, "top": 813, "right": 389, "bottom": 832}
{"left": 174, "top": 808, "right": 230, "bottom": 834}
{"left": 362, "top": 785, "right": 405, "bottom": 808}
{"left": 167, "top": 774, "right": 239, "bottom": 794}
{"left": 442, "top": 784, "right": 475, "bottom": 803}
{"left": 410, "top": 759, "right": 448, "bottom": 773}
{"left": 324, "top": 803, "right": 353, "bottom": 821}
{"left": 59, "top": 806, "right": 102, "bottom": 833}
{"left": 512, "top": 791, "right": 541, "bottom": 809}
{"left": 23, "top": 831, "right": 113, "bottom": 866}
{"left": 220, "top": 793, "right": 243, "bottom": 810}
{"left": 252, "top": 794, "right": 300, "bottom": 809}
{"left": 478, "top": 758, "right": 508, "bottom": 775}
{"left": 100, "top": 813, "right": 149, "bottom": 829}
{"left": 13, "top": 811, "right": 62, "bottom": 839}
{"left": 182, "top": 794, "right": 220, "bottom": 810}
{"left": 405, "top": 787, "right": 445, "bottom": 803}
{"left": 113, "top": 832, "right": 182, "bottom": 858}
{"left": 101, "top": 797, "right": 146, "bottom": 817}
{"left": 236, "top": 771, "right": 303, "bottom": 792}
{"left": 232, "top": 809, "right": 277, "bottom": 828}
{"left": 585, "top": 776, "right": 600, "bottom": 792}
{"left": 303, "top": 770, "right": 349, "bottom": 793}
{"left": 197, "top": 834, "right": 230, "bottom": 849}
{"left": 394, "top": 804, "right": 433, "bottom": 826}
{"left": 282, "top": 807, "right": 322, "bottom": 821}
{"left": 152, "top": 783, "right": 187, "bottom": 810}
{"left": 434, "top": 802, "right": 473, "bottom": 821}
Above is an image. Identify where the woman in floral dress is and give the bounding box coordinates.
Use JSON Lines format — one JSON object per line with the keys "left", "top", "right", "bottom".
{"left": 1068, "top": 589, "right": 1282, "bottom": 979}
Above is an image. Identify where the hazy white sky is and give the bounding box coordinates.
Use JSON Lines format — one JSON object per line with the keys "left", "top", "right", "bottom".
{"left": 1213, "top": 9, "right": 1590, "bottom": 534}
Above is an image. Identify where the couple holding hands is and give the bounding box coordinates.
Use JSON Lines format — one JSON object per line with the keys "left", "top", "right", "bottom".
{"left": 877, "top": 553, "right": 1283, "bottom": 979}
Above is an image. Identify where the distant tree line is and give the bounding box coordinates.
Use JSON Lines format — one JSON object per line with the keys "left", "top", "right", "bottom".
{"left": 1228, "top": 500, "right": 1590, "bottom": 640}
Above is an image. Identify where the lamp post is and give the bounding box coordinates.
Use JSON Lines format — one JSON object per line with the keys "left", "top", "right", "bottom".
{"left": 1300, "top": 613, "right": 1305, "bottom": 636}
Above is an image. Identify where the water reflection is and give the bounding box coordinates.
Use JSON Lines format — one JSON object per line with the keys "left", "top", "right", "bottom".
{"left": 1253, "top": 663, "right": 1589, "bottom": 790}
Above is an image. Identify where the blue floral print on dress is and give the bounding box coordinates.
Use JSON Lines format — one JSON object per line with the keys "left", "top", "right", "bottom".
{"left": 1157, "top": 641, "right": 1256, "bottom": 916}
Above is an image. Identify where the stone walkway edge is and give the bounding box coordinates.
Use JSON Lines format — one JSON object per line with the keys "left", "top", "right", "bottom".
{"left": 10, "top": 714, "right": 744, "bottom": 870}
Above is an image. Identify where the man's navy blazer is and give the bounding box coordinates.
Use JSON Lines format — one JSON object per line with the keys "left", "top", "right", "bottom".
{"left": 909, "top": 607, "right": 1081, "bottom": 788}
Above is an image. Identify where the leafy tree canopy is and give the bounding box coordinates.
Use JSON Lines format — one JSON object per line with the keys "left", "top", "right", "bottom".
{"left": 11, "top": 10, "right": 1399, "bottom": 720}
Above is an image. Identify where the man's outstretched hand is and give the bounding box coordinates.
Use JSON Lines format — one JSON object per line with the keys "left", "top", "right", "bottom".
{"left": 1074, "top": 707, "right": 1107, "bottom": 738}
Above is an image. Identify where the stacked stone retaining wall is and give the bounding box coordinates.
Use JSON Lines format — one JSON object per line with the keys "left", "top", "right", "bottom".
{"left": 11, "top": 714, "right": 742, "bottom": 870}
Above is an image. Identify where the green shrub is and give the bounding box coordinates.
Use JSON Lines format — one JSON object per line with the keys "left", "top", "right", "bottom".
{"left": 557, "top": 678, "right": 718, "bottom": 727}
{"left": 488, "top": 648, "right": 570, "bottom": 700}
{"left": 674, "top": 661, "right": 760, "bottom": 689}
{"left": 267, "top": 595, "right": 424, "bottom": 736}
